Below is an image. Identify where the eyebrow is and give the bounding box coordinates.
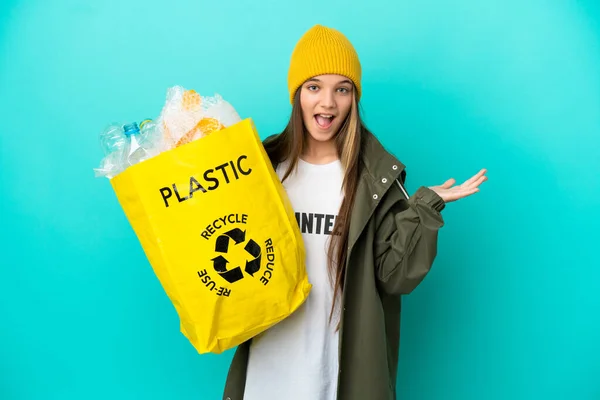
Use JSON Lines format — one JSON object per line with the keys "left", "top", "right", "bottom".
{"left": 306, "top": 78, "right": 353, "bottom": 85}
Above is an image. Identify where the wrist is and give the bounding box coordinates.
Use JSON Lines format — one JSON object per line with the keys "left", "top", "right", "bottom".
{"left": 417, "top": 186, "right": 446, "bottom": 212}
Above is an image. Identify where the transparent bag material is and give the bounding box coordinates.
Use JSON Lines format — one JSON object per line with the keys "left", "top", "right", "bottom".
{"left": 157, "top": 86, "right": 242, "bottom": 148}
{"left": 94, "top": 86, "right": 242, "bottom": 179}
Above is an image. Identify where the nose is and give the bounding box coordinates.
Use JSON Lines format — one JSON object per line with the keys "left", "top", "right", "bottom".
{"left": 319, "top": 88, "right": 336, "bottom": 109}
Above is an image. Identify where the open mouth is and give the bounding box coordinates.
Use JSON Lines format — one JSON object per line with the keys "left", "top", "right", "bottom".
{"left": 314, "top": 114, "right": 335, "bottom": 130}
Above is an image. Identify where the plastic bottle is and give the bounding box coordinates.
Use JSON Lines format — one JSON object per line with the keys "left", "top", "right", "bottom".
{"left": 99, "top": 124, "right": 128, "bottom": 156}
{"left": 95, "top": 124, "right": 128, "bottom": 178}
{"left": 95, "top": 119, "right": 163, "bottom": 178}
{"left": 123, "top": 122, "right": 151, "bottom": 166}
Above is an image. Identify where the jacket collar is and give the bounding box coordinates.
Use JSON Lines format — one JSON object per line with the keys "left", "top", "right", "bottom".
{"left": 360, "top": 130, "right": 406, "bottom": 187}
{"left": 347, "top": 131, "right": 407, "bottom": 254}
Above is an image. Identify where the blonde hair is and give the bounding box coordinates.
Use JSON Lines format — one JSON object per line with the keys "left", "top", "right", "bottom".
{"left": 264, "top": 88, "right": 364, "bottom": 324}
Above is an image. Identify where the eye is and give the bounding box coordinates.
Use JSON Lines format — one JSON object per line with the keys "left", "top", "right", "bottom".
{"left": 307, "top": 85, "right": 319, "bottom": 91}
{"left": 337, "top": 87, "right": 351, "bottom": 94}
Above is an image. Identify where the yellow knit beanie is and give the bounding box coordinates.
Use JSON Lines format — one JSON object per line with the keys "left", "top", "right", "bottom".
{"left": 287, "top": 24, "right": 362, "bottom": 104}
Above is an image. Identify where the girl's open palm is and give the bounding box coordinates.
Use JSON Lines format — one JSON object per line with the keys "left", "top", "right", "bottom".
{"left": 429, "top": 169, "right": 487, "bottom": 203}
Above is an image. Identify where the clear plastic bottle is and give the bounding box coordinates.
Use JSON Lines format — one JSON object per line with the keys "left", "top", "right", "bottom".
{"left": 95, "top": 119, "right": 163, "bottom": 178}
{"left": 122, "top": 122, "right": 151, "bottom": 166}
{"left": 95, "top": 124, "right": 128, "bottom": 178}
{"left": 100, "top": 124, "right": 128, "bottom": 156}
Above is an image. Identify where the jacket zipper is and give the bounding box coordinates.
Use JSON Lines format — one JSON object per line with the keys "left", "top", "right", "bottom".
{"left": 395, "top": 179, "right": 410, "bottom": 200}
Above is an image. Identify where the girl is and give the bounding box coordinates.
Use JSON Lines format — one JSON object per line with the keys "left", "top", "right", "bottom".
{"left": 223, "top": 24, "right": 487, "bottom": 400}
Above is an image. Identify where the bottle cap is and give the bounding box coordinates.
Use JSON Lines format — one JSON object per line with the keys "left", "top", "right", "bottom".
{"left": 123, "top": 122, "right": 140, "bottom": 136}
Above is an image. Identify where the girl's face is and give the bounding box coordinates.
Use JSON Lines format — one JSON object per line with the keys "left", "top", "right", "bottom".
{"left": 299, "top": 74, "right": 354, "bottom": 145}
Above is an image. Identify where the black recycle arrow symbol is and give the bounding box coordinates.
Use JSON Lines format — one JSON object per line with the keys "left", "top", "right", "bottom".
{"left": 211, "top": 228, "right": 262, "bottom": 284}
{"left": 244, "top": 239, "right": 261, "bottom": 276}
{"left": 215, "top": 228, "right": 246, "bottom": 253}
{"left": 211, "top": 255, "right": 244, "bottom": 284}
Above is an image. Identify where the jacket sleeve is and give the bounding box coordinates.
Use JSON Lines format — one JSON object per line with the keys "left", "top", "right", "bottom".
{"left": 374, "top": 183, "right": 445, "bottom": 295}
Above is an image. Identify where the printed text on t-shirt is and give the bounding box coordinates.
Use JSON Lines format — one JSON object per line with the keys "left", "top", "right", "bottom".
{"left": 295, "top": 212, "right": 338, "bottom": 235}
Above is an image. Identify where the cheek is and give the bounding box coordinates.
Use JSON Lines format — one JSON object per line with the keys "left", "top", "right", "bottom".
{"left": 300, "top": 92, "right": 315, "bottom": 120}
{"left": 338, "top": 98, "right": 353, "bottom": 120}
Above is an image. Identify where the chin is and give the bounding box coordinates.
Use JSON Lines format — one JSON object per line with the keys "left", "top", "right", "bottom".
{"left": 306, "top": 125, "right": 340, "bottom": 143}
{"left": 308, "top": 131, "right": 337, "bottom": 142}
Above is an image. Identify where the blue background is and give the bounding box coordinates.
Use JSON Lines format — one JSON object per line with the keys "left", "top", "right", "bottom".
{"left": 1, "top": 0, "right": 599, "bottom": 399}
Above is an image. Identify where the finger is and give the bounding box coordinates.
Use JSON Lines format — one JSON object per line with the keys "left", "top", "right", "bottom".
{"left": 462, "top": 170, "right": 486, "bottom": 187}
{"left": 464, "top": 173, "right": 487, "bottom": 190}
{"left": 474, "top": 175, "right": 488, "bottom": 187}
{"left": 447, "top": 187, "right": 479, "bottom": 201}
{"left": 441, "top": 178, "right": 455, "bottom": 189}
{"left": 463, "top": 169, "right": 487, "bottom": 187}
{"left": 466, "top": 175, "right": 487, "bottom": 189}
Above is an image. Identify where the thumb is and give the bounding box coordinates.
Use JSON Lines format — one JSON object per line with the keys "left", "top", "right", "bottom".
{"left": 441, "top": 178, "right": 455, "bottom": 189}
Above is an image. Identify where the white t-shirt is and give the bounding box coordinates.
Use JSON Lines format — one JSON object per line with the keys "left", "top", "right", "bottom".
{"left": 243, "top": 157, "right": 344, "bottom": 400}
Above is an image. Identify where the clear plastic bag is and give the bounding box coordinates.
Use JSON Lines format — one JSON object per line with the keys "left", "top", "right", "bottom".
{"left": 157, "top": 86, "right": 241, "bottom": 148}
{"left": 95, "top": 86, "right": 241, "bottom": 179}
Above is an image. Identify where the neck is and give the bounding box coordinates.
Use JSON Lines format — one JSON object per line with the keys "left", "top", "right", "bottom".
{"left": 302, "top": 136, "right": 338, "bottom": 164}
